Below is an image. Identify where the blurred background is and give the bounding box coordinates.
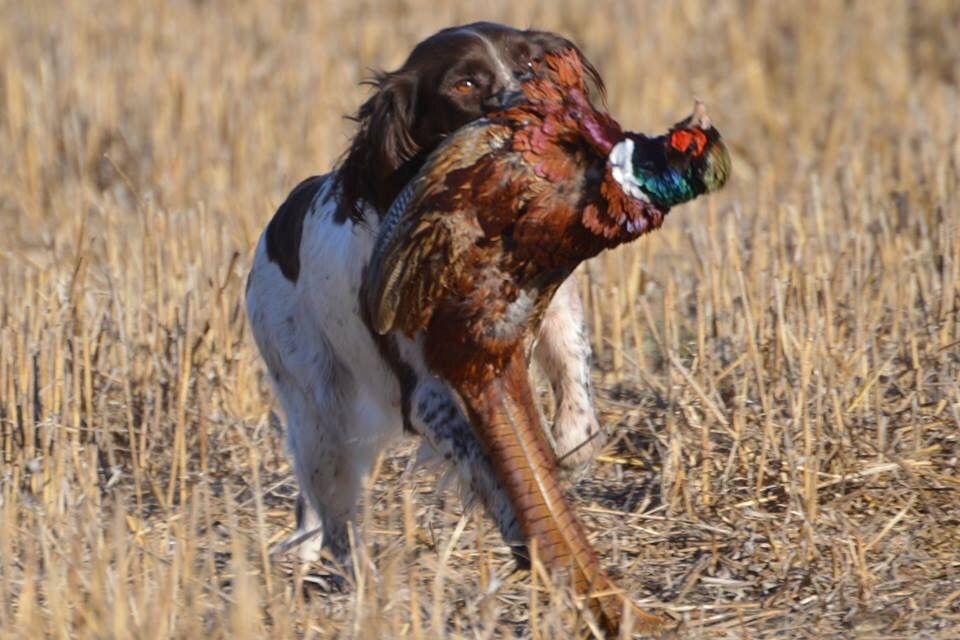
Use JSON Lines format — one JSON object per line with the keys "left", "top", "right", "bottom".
{"left": 2, "top": 0, "right": 956, "bottom": 242}
{"left": 1, "top": 1, "right": 958, "bottom": 637}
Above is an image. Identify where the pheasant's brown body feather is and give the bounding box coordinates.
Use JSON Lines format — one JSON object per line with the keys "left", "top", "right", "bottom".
{"left": 370, "top": 55, "right": 664, "bottom": 390}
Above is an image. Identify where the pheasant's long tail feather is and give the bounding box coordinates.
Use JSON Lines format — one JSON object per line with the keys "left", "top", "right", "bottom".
{"left": 458, "top": 351, "right": 664, "bottom": 636}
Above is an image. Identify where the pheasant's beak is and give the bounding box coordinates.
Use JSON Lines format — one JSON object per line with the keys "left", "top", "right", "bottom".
{"left": 691, "top": 99, "right": 712, "bottom": 129}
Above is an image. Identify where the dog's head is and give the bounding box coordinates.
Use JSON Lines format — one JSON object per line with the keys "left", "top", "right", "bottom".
{"left": 336, "top": 22, "right": 604, "bottom": 222}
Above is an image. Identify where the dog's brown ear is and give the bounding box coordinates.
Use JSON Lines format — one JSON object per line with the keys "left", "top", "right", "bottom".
{"left": 337, "top": 72, "right": 420, "bottom": 221}
{"left": 358, "top": 71, "right": 421, "bottom": 171}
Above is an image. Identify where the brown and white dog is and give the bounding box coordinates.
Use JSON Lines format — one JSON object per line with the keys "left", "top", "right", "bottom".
{"left": 246, "top": 23, "right": 604, "bottom": 564}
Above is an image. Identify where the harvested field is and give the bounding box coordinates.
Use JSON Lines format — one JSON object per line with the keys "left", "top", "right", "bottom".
{"left": 1, "top": 0, "right": 958, "bottom": 637}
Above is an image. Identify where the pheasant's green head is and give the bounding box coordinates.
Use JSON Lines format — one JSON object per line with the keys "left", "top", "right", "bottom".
{"left": 609, "top": 101, "right": 730, "bottom": 210}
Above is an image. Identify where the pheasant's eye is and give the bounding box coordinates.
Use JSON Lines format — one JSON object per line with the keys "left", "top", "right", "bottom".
{"left": 453, "top": 78, "right": 477, "bottom": 94}
{"left": 670, "top": 129, "right": 708, "bottom": 156}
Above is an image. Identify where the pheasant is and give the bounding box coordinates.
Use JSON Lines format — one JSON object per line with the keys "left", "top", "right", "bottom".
{"left": 365, "top": 48, "right": 730, "bottom": 635}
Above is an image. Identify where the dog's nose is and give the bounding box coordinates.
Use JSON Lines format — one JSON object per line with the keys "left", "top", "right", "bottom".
{"left": 513, "top": 68, "right": 534, "bottom": 82}
{"left": 486, "top": 87, "right": 525, "bottom": 109}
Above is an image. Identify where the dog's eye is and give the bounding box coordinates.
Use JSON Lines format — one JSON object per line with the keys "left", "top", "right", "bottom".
{"left": 453, "top": 78, "right": 477, "bottom": 94}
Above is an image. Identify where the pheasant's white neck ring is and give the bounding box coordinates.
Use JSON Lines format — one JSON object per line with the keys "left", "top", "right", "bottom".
{"left": 608, "top": 138, "right": 650, "bottom": 203}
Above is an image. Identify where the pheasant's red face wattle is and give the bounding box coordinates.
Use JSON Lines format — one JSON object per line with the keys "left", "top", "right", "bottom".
{"left": 670, "top": 128, "right": 708, "bottom": 157}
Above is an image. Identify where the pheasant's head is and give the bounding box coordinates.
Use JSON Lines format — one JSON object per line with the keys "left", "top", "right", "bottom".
{"left": 609, "top": 101, "right": 730, "bottom": 210}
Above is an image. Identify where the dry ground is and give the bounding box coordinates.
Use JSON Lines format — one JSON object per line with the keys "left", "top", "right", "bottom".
{"left": 1, "top": 0, "right": 959, "bottom": 637}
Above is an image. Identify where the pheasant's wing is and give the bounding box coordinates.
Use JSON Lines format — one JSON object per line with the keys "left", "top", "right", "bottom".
{"left": 366, "top": 119, "right": 522, "bottom": 336}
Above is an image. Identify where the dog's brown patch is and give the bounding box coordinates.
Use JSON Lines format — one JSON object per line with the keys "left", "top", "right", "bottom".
{"left": 265, "top": 176, "right": 326, "bottom": 282}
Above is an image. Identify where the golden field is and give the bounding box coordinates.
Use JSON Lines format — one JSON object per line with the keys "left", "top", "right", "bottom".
{"left": 1, "top": 0, "right": 958, "bottom": 637}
